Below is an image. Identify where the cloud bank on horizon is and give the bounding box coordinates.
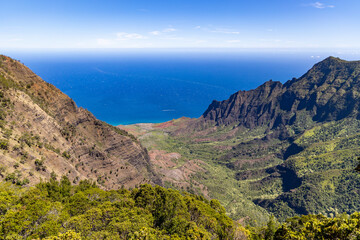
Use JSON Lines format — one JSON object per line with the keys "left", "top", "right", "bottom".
{"left": 0, "top": 0, "right": 359, "bottom": 49}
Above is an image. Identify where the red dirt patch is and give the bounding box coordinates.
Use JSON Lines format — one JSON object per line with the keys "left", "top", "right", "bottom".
{"left": 154, "top": 120, "right": 176, "bottom": 129}
{"left": 149, "top": 149, "right": 209, "bottom": 198}
{"left": 149, "top": 150, "right": 181, "bottom": 168}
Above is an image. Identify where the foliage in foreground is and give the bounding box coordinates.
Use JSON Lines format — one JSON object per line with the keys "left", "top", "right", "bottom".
{"left": 2, "top": 177, "right": 360, "bottom": 240}
{"left": 249, "top": 214, "right": 360, "bottom": 240}
{"left": 0, "top": 177, "right": 246, "bottom": 239}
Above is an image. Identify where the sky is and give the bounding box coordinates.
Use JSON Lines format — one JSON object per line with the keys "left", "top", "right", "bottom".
{"left": 1, "top": 0, "right": 359, "bottom": 49}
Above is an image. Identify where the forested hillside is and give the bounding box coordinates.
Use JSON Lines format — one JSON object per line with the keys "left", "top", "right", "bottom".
{"left": 121, "top": 57, "right": 360, "bottom": 225}
{"left": 1, "top": 178, "right": 360, "bottom": 239}
{"left": 0, "top": 178, "right": 245, "bottom": 239}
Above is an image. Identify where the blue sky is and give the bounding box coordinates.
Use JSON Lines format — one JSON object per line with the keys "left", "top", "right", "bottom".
{"left": 1, "top": 0, "right": 359, "bottom": 49}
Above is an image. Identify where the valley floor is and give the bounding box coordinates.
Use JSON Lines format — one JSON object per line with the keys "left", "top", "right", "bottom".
{"left": 120, "top": 117, "right": 360, "bottom": 225}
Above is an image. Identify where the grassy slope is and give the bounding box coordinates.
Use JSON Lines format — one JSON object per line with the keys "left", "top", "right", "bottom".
{"left": 124, "top": 121, "right": 282, "bottom": 226}
{"left": 122, "top": 117, "right": 360, "bottom": 225}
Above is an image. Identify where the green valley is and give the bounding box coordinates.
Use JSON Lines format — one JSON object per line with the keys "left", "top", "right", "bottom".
{"left": 2, "top": 55, "right": 360, "bottom": 239}
{"left": 121, "top": 57, "right": 360, "bottom": 226}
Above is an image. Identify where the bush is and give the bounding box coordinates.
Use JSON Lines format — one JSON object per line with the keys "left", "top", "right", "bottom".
{"left": 35, "top": 158, "right": 46, "bottom": 171}
{"left": 62, "top": 151, "right": 71, "bottom": 159}
{"left": 0, "top": 139, "right": 8, "bottom": 150}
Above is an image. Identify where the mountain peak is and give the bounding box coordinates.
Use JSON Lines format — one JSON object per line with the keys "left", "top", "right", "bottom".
{"left": 201, "top": 57, "right": 360, "bottom": 129}
{"left": 322, "top": 56, "right": 343, "bottom": 62}
{"left": 313, "top": 56, "right": 346, "bottom": 67}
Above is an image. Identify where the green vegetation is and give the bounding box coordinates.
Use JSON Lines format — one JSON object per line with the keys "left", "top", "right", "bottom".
{"left": 0, "top": 62, "right": 51, "bottom": 115}
{"left": 1, "top": 178, "right": 360, "bottom": 239}
{"left": 249, "top": 213, "right": 360, "bottom": 240}
{"left": 62, "top": 151, "right": 71, "bottom": 159}
{"left": 35, "top": 158, "right": 47, "bottom": 171}
{"left": 0, "top": 73, "right": 18, "bottom": 90}
{"left": 2, "top": 55, "right": 360, "bottom": 238}
{"left": 4, "top": 170, "right": 29, "bottom": 186}
{"left": 139, "top": 125, "right": 278, "bottom": 226}
{"left": 61, "top": 124, "right": 77, "bottom": 141}
{"left": 44, "top": 143, "right": 61, "bottom": 154}
{"left": 260, "top": 119, "right": 360, "bottom": 221}
{"left": 0, "top": 139, "right": 8, "bottom": 150}
{"left": 133, "top": 117, "right": 360, "bottom": 226}
{"left": 106, "top": 122, "right": 139, "bottom": 143}
{"left": 0, "top": 178, "right": 243, "bottom": 239}
{"left": 0, "top": 77, "right": 14, "bottom": 130}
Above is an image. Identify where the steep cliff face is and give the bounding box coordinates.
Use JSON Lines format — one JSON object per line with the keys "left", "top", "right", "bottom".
{"left": 202, "top": 80, "right": 284, "bottom": 128}
{"left": 0, "top": 55, "right": 160, "bottom": 188}
{"left": 201, "top": 57, "right": 360, "bottom": 129}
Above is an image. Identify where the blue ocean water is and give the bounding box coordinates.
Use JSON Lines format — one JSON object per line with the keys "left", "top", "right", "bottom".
{"left": 4, "top": 50, "right": 358, "bottom": 125}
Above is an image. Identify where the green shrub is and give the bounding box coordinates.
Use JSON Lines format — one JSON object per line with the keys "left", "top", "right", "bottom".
{"left": 35, "top": 158, "right": 46, "bottom": 171}
{"left": 0, "top": 139, "right": 8, "bottom": 150}
{"left": 62, "top": 151, "right": 71, "bottom": 159}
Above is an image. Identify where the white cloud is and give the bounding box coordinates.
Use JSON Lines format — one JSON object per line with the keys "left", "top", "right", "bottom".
{"left": 149, "top": 31, "right": 161, "bottom": 36}
{"left": 194, "top": 26, "right": 201, "bottom": 29}
{"left": 163, "top": 28, "right": 176, "bottom": 33}
{"left": 308, "top": 2, "right": 335, "bottom": 9}
{"left": 149, "top": 28, "right": 177, "bottom": 36}
{"left": 96, "top": 32, "right": 148, "bottom": 47}
{"left": 116, "top": 32, "right": 147, "bottom": 40}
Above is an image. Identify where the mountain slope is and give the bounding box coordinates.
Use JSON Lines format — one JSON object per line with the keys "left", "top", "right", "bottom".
{"left": 0, "top": 55, "right": 160, "bottom": 188}
{"left": 198, "top": 57, "right": 360, "bottom": 220}
{"left": 201, "top": 56, "right": 360, "bottom": 129}
{"left": 122, "top": 57, "right": 360, "bottom": 224}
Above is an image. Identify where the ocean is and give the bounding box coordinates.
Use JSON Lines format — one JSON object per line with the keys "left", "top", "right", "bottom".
{"left": 4, "top": 50, "right": 360, "bottom": 125}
